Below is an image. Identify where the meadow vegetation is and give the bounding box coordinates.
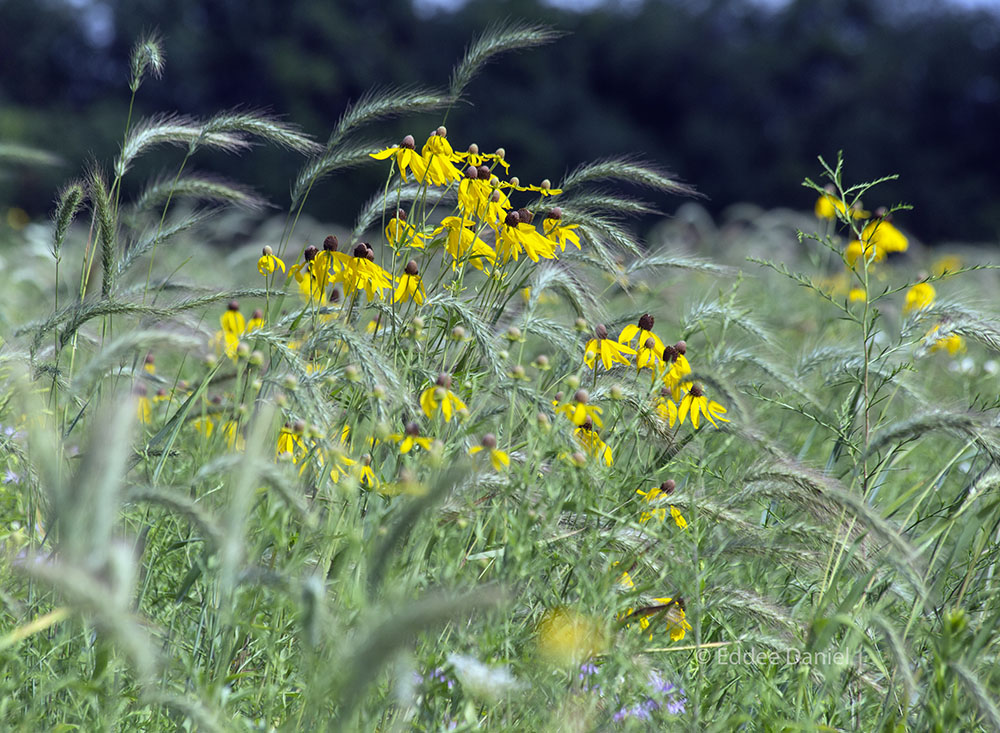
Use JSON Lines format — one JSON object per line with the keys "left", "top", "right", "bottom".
{"left": 1, "top": 24, "right": 999, "bottom": 731}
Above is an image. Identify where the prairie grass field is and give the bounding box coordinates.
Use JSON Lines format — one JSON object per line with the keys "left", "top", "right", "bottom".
{"left": 1, "top": 26, "right": 1000, "bottom": 731}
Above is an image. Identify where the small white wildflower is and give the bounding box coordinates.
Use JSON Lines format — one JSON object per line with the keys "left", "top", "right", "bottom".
{"left": 447, "top": 653, "right": 523, "bottom": 702}
{"left": 984, "top": 360, "right": 998, "bottom": 376}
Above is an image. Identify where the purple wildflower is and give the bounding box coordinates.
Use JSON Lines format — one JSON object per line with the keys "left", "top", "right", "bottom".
{"left": 666, "top": 693, "right": 687, "bottom": 715}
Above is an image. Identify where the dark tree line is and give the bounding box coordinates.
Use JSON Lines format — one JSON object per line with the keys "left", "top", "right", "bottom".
{"left": 1, "top": 0, "right": 998, "bottom": 243}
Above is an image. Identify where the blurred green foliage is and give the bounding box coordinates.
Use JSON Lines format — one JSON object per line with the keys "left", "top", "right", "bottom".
{"left": 1, "top": 0, "right": 999, "bottom": 242}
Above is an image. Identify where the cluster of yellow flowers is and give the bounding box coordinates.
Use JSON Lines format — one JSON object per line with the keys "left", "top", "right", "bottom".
{"left": 213, "top": 300, "right": 265, "bottom": 360}
{"left": 220, "top": 130, "right": 597, "bottom": 489}
{"left": 371, "top": 127, "right": 577, "bottom": 266}
{"left": 637, "top": 479, "right": 687, "bottom": 529}
{"left": 546, "top": 314, "right": 728, "bottom": 470}
{"left": 815, "top": 186, "right": 908, "bottom": 295}
{"left": 584, "top": 313, "right": 728, "bottom": 429}
{"left": 143, "top": 128, "right": 716, "bottom": 650}
{"left": 815, "top": 190, "right": 965, "bottom": 356}
{"left": 903, "top": 281, "right": 966, "bottom": 356}
{"left": 250, "top": 128, "right": 584, "bottom": 317}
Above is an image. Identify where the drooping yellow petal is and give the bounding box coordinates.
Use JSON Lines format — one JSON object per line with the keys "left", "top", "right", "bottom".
{"left": 419, "top": 387, "right": 437, "bottom": 418}
{"left": 137, "top": 396, "right": 152, "bottom": 425}
{"left": 706, "top": 401, "right": 727, "bottom": 427}
{"left": 600, "top": 341, "right": 614, "bottom": 371}
{"left": 491, "top": 449, "right": 510, "bottom": 471}
{"left": 677, "top": 394, "right": 691, "bottom": 426}
{"left": 221, "top": 310, "right": 246, "bottom": 337}
{"left": 618, "top": 324, "right": 639, "bottom": 344}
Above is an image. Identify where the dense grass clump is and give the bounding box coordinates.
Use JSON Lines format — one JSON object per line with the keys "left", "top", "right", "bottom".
{"left": 1, "top": 26, "right": 999, "bottom": 731}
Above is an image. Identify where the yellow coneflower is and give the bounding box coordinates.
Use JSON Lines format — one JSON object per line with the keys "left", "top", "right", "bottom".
{"left": 288, "top": 245, "right": 327, "bottom": 304}
{"left": 246, "top": 308, "right": 265, "bottom": 333}
{"left": 931, "top": 254, "right": 962, "bottom": 277}
{"left": 333, "top": 243, "right": 392, "bottom": 301}
{"left": 419, "top": 373, "right": 466, "bottom": 422}
{"left": 393, "top": 260, "right": 426, "bottom": 305}
{"left": 573, "top": 419, "right": 613, "bottom": 467}
{"left": 637, "top": 479, "right": 671, "bottom": 524}
{"left": 421, "top": 127, "right": 464, "bottom": 186}
{"left": 845, "top": 238, "right": 881, "bottom": 266}
{"left": 540, "top": 207, "right": 580, "bottom": 253}
{"left": 277, "top": 421, "right": 307, "bottom": 461}
{"left": 216, "top": 420, "right": 243, "bottom": 452}
{"left": 456, "top": 164, "right": 496, "bottom": 219}
{"left": 617, "top": 566, "right": 692, "bottom": 642}
{"left": 495, "top": 209, "right": 558, "bottom": 263}
{"left": 468, "top": 433, "right": 510, "bottom": 471}
{"left": 384, "top": 209, "right": 426, "bottom": 251}
{"left": 636, "top": 480, "right": 687, "bottom": 528}
{"left": 455, "top": 142, "right": 510, "bottom": 173}
{"left": 619, "top": 313, "right": 664, "bottom": 354}
{"left": 676, "top": 384, "right": 729, "bottom": 430}
{"left": 257, "top": 245, "right": 285, "bottom": 276}
{"left": 313, "top": 235, "right": 350, "bottom": 286}
{"left": 217, "top": 300, "right": 246, "bottom": 359}
{"left": 861, "top": 216, "right": 908, "bottom": 256}
{"left": 499, "top": 175, "right": 562, "bottom": 197}
{"left": 193, "top": 415, "right": 215, "bottom": 438}
{"left": 358, "top": 454, "right": 378, "bottom": 490}
{"left": 621, "top": 314, "right": 666, "bottom": 376}
{"left": 554, "top": 388, "right": 603, "bottom": 428}
{"left": 369, "top": 134, "right": 427, "bottom": 183}
{"left": 389, "top": 422, "right": 433, "bottom": 454}
{"left": 584, "top": 324, "right": 636, "bottom": 372}
{"left": 661, "top": 341, "right": 692, "bottom": 400}
{"left": 434, "top": 215, "right": 496, "bottom": 272}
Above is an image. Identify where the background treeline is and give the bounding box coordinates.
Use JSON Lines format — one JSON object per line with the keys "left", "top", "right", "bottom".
{"left": 2, "top": 0, "right": 999, "bottom": 243}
